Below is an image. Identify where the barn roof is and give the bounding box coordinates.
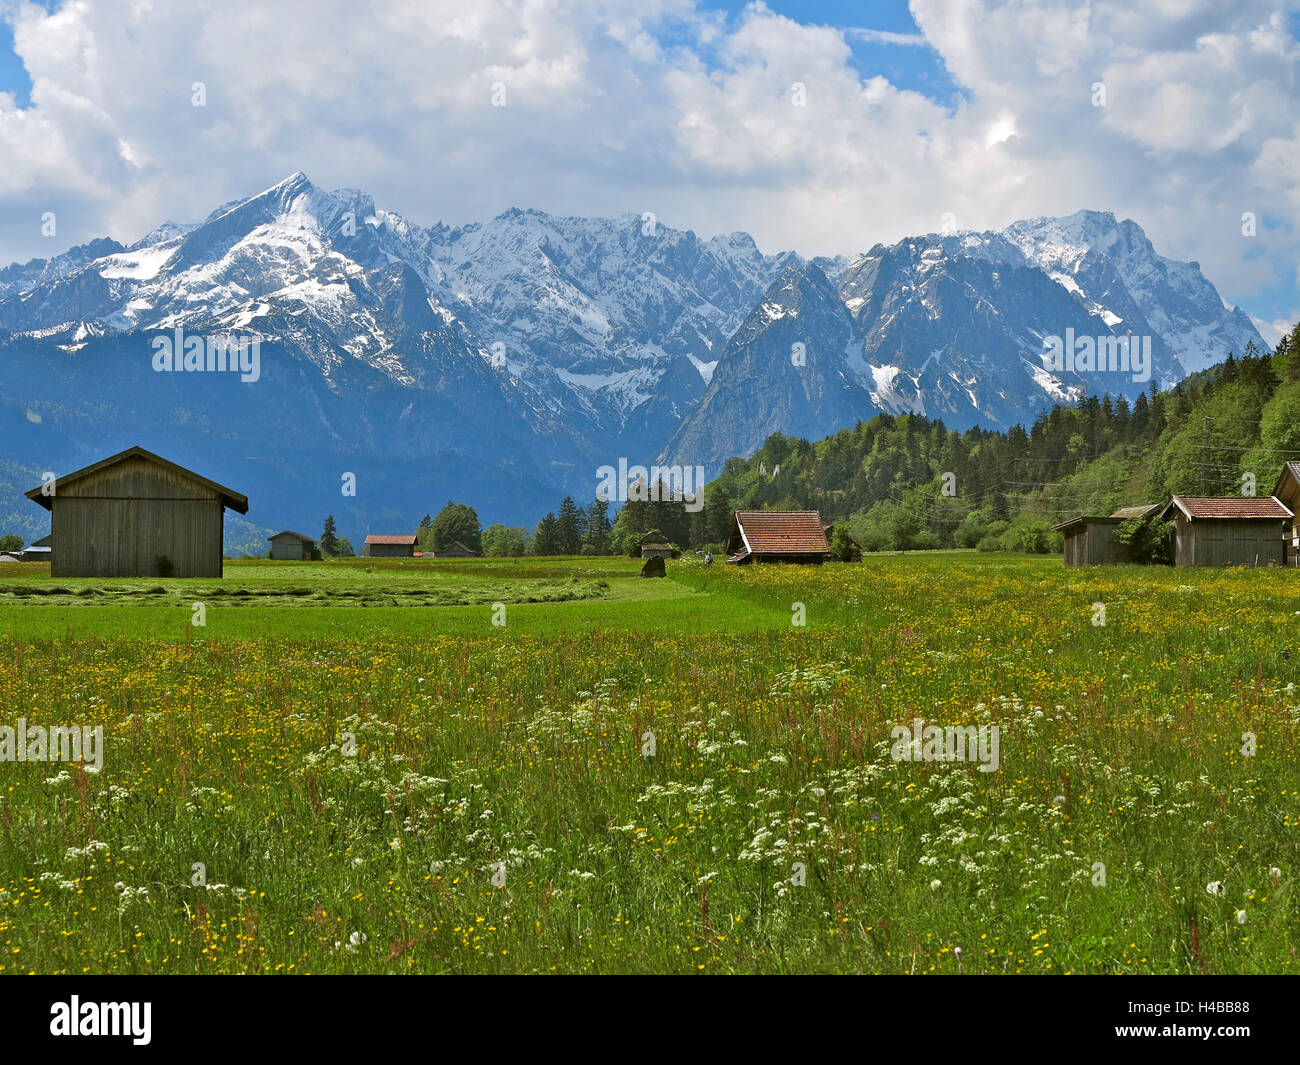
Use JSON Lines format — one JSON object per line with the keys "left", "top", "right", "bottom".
{"left": 365, "top": 534, "right": 418, "bottom": 545}
{"left": 1051, "top": 515, "right": 1115, "bottom": 532}
{"left": 30, "top": 534, "right": 52, "bottom": 547}
{"left": 732, "top": 510, "right": 829, "bottom": 555}
{"left": 1161, "top": 496, "right": 1293, "bottom": 521}
{"left": 1053, "top": 504, "right": 1159, "bottom": 532}
{"left": 268, "top": 530, "right": 316, "bottom": 543}
{"left": 25, "top": 445, "right": 249, "bottom": 514}
{"left": 1272, "top": 461, "right": 1300, "bottom": 497}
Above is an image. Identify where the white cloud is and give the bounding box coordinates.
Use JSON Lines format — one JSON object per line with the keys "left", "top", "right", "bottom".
{"left": 0, "top": 0, "right": 1294, "bottom": 323}
{"left": 843, "top": 28, "right": 930, "bottom": 46}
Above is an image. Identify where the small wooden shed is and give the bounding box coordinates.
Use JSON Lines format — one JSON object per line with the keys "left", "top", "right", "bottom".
{"left": 640, "top": 540, "right": 673, "bottom": 561}
{"left": 1052, "top": 505, "right": 1157, "bottom": 567}
{"left": 725, "top": 510, "right": 829, "bottom": 564}
{"left": 21, "top": 533, "right": 52, "bottom": 563}
{"left": 25, "top": 445, "right": 248, "bottom": 578}
{"left": 437, "top": 540, "right": 478, "bottom": 558}
{"left": 1271, "top": 462, "right": 1300, "bottom": 565}
{"left": 363, "top": 534, "right": 419, "bottom": 558}
{"left": 1159, "top": 496, "right": 1291, "bottom": 567}
{"left": 268, "top": 530, "right": 318, "bottom": 561}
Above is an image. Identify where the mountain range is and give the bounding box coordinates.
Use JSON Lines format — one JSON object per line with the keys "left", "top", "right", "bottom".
{"left": 0, "top": 172, "right": 1264, "bottom": 546}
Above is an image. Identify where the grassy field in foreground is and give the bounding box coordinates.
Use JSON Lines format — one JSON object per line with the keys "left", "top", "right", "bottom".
{"left": 0, "top": 553, "right": 1297, "bottom": 973}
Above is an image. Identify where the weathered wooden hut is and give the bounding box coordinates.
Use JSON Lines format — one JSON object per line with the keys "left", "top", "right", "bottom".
{"left": 1052, "top": 504, "right": 1158, "bottom": 567}
{"left": 725, "top": 510, "right": 829, "bottom": 564}
{"left": 437, "top": 540, "right": 478, "bottom": 558}
{"left": 640, "top": 539, "right": 673, "bottom": 561}
{"left": 1271, "top": 462, "right": 1300, "bottom": 565}
{"left": 363, "top": 534, "right": 418, "bottom": 558}
{"left": 24, "top": 445, "right": 248, "bottom": 578}
{"left": 268, "top": 530, "right": 317, "bottom": 561}
{"left": 1159, "top": 496, "right": 1291, "bottom": 567}
{"left": 20, "top": 533, "right": 52, "bottom": 563}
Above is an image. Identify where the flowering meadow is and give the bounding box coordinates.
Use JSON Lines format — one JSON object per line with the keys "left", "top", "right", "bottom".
{"left": 0, "top": 554, "right": 1296, "bottom": 973}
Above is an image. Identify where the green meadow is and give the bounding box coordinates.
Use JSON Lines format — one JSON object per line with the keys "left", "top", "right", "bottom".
{"left": 0, "top": 554, "right": 1297, "bottom": 973}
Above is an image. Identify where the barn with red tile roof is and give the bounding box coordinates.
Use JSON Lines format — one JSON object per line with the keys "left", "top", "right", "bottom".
{"left": 725, "top": 510, "right": 829, "bottom": 564}
{"left": 1158, "top": 495, "right": 1292, "bottom": 567}
{"left": 363, "top": 534, "right": 419, "bottom": 558}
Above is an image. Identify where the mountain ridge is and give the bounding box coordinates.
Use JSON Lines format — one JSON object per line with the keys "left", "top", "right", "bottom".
{"left": 0, "top": 173, "right": 1265, "bottom": 543}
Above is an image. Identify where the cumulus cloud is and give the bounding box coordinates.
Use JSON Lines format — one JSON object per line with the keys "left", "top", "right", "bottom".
{"left": 0, "top": 0, "right": 1294, "bottom": 325}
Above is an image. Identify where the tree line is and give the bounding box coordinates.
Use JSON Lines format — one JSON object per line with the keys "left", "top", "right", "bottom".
{"left": 303, "top": 327, "right": 1290, "bottom": 559}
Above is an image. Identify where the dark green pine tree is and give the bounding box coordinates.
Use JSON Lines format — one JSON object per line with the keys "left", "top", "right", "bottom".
{"left": 532, "top": 513, "right": 562, "bottom": 556}
{"left": 584, "top": 496, "right": 613, "bottom": 554}
{"left": 319, "top": 515, "right": 341, "bottom": 556}
{"left": 704, "top": 484, "right": 733, "bottom": 546}
{"left": 555, "top": 496, "right": 585, "bottom": 555}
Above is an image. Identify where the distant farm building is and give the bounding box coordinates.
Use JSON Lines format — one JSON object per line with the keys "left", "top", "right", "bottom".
{"left": 1159, "top": 496, "right": 1291, "bottom": 567}
{"left": 1272, "top": 462, "right": 1300, "bottom": 564}
{"left": 25, "top": 445, "right": 248, "bottom": 578}
{"left": 20, "top": 533, "right": 52, "bottom": 563}
{"left": 268, "top": 530, "right": 318, "bottom": 561}
{"left": 640, "top": 539, "right": 673, "bottom": 561}
{"left": 436, "top": 540, "right": 478, "bottom": 558}
{"left": 363, "top": 534, "right": 419, "bottom": 558}
{"left": 1053, "top": 505, "right": 1158, "bottom": 567}
{"left": 726, "top": 510, "right": 829, "bottom": 564}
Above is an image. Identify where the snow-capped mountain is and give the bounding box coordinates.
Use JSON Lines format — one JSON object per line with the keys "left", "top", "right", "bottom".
{"left": 962, "top": 210, "right": 1262, "bottom": 376}
{"left": 0, "top": 173, "right": 1264, "bottom": 537}
{"left": 665, "top": 213, "right": 1261, "bottom": 472}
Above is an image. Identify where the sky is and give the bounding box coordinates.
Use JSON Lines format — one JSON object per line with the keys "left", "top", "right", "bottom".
{"left": 0, "top": 0, "right": 1297, "bottom": 341}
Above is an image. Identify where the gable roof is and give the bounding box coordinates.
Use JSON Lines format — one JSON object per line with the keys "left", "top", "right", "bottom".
{"left": 1161, "top": 495, "right": 1292, "bottom": 521}
{"left": 1272, "top": 461, "right": 1300, "bottom": 499}
{"left": 732, "top": 510, "right": 829, "bottom": 555}
{"left": 1052, "top": 504, "right": 1160, "bottom": 533}
{"left": 268, "top": 530, "right": 316, "bottom": 543}
{"left": 25, "top": 445, "right": 248, "bottom": 514}
{"left": 1050, "top": 515, "right": 1120, "bottom": 533}
{"left": 365, "top": 534, "right": 418, "bottom": 545}
{"left": 30, "top": 534, "right": 52, "bottom": 547}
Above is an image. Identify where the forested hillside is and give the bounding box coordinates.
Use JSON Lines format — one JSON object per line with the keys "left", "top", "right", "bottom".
{"left": 702, "top": 333, "right": 1294, "bottom": 555}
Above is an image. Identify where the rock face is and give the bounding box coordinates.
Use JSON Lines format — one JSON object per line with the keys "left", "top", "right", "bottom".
{"left": 0, "top": 176, "right": 1264, "bottom": 543}
{"left": 640, "top": 556, "right": 667, "bottom": 578}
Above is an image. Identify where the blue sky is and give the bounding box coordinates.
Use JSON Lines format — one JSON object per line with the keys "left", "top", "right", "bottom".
{"left": 684, "top": 0, "right": 964, "bottom": 103}
{"left": 0, "top": 19, "right": 30, "bottom": 105}
{"left": 0, "top": 0, "right": 1296, "bottom": 339}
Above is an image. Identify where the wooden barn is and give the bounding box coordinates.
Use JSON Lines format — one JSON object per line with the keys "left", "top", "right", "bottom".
{"left": 640, "top": 539, "right": 673, "bottom": 561}
{"left": 1159, "top": 496, "right": 1291, "bottom": 567}
{"left": 363, "top": 534, "right": 418, "bottom": 558}
{"left": 436, "top": 540, "right": 478, "bottom": 558}
{"left": 1272, "top": 462, "right": 1300, "bottom": 564}
{"left": 1052, "top": 504, "right": 1157, "bottom": 567}
{"left": 268, "top": 530, "right": 318, "bottom": 561}
{"left": 725, "top": 510, "right": 829, "bottom": 564}
{"left": 21, "top": 533, "right": 52, "bottom": 563}
{"left": 25, "top": 445, "right": 248, "bottom": 578}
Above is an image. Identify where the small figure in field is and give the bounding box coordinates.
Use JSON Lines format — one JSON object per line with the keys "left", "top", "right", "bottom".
{"left": 704, "top": 552, "right": 713, "bottom": 565}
